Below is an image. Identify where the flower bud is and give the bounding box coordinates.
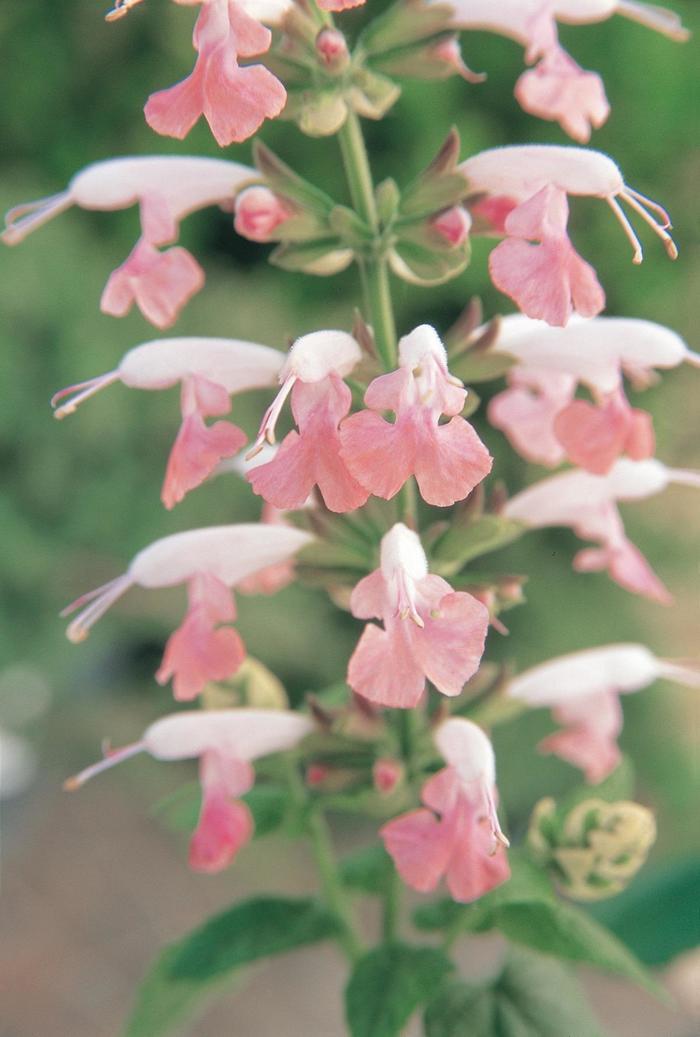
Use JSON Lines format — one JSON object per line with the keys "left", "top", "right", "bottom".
{"left": 528, "top": 796, "right": 657, "bottom": 901}
{"left": 430, "top": 206, "right": 472, "bottom": 248}
{"left": 373, "top": 757, "right": 405, "bottom": 795}
{"left": 316, "top": 28, "right": 350, "bottom": 72}
{"left": 234, "top": 186, "right": 293, "bottom": 243}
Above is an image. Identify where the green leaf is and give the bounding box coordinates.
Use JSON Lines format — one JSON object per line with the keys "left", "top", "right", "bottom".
{"left": 126, "top": 897, "right": 341, "bottom": 1037}
{"left": 389, "top": 240, "right": 469, "bottom": 287}
{"left": 340, "top": 844, "right": 395, "bottom": 895}
{"left": 328, "top": 205, "right": 374, "bottom": 246}
{"left": 450, "top": 350, "right": 516, "bottom": 384}
{"left": 431, "top": 515, "right": 524, "bottom": 575}
{"left": 345, "top": 943, "right": 453, "bottom": 1037}
{"left": 252, "top": 140, "right": 336, "bottom": 216}
{"left": 360, "top": 0, "right": 456, "bottom": 55}
{"left": 425, "top": 949, "right": 604, "bottom": 1036}
{"left": 592, "top": 856, "right": 700, "bottom": 966}
{"left": 495, "top": 900, "right": 662, "bottom": 995}
{"left": 269, "top": 240, "right": 354, "bottom": 276}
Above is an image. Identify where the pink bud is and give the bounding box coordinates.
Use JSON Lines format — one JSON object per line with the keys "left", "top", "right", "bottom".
{"left": 316, "top": 28, "right": 350, "bottom": 70}
{"left": 306, "top": 763, "right": 331, "bottom": 787}
{"left": 373, "top": 758, "right": 404, "bottom": 795}
{"left": 234, "top": 186, "right": 293, "bottom": 243}
{"left": 431, "top": 206, "right": 472, "bottom": 248}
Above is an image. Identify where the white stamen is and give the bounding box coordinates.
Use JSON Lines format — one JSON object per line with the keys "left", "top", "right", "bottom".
{"left": 607, "top": 197, "right": 643, "bottom": 264}
{"left": 657, "top": 659, "right": 700, "bottom": 688}
{"left": 2, "top": 192, "right": 73, "bottom": 246}
{"left": 61, "top": 574, "right": 132, "bottom": 643}
{"left": 667, "top": 467, "right": 700, "bottom": 489}
{"left": 246, "top": 374, "right": 296, "bottom": 460}
{"left": 51, "top": 371, "right": 120, "bottom": 419}
{"left": 64, "top": 740, "right": 145, "bottom": 790}
{"left": 619, "top": 189, "right": 678, "bottom": 260}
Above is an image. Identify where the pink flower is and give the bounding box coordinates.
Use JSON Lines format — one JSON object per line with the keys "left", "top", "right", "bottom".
{"left": 504, "top": 458, "right": 700, "bottom": 603}
{"left": 381, "top": 718, "right": 510, "bottom": 902}
{"left": 233, "top": 186, "right": 293, "bottom": 242}
{"left": 2, "top": 155, "right": 255, "bottom": 326}
{"left": 64, "top": 708, "right": 313, "bottom": 872}
{"left": 61, "top": 523, "right": 313, "bottom": 698}
{"left": 144, "top": 0, "right": 286, "bottom": 146}
{"left": 462, "top": 145, "right": 677, "bottom": 326}
{"left": 51, "top": 335, "right": 283, "bottom": 507}
{"left": 347, "top": 524, "right": 490, "bottom": 708}
{"left": 507, "top": 644, "right": 700, "bottom": 782}
{"left": 430, "top": 206, "right": 472, "bottom": 247}
{"left": 488, "top": 314, "right": 700, "bottom": 472}
{"left": 514, "top": 47, "right": 609, "bottom": 143}
{"left": 317, "top": 0, "right": 365, "bottom": 10}
{"left": 100, "top": 238, "right": 205, "bottom": 329}
{"left": 442, "top": 1, "right": 687, "bottom": 138}
{"left": 340, "top": 325, "right": 492, "bottom": 507}
{"left": 247, "top": 330, "right": 370, "bottom": 513}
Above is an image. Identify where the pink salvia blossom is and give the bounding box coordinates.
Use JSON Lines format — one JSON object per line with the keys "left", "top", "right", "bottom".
{"left": 488, "top": 314, "right": 700, "bottom": 472}
{"left": 462, "top": 145, "right": 677, "bottom": 326}
{"left": 504, "top": 458, "right": 700, "bottom": 603}
{"left": 64, "top": 709, "right": 313, "bottom": 872}
{"left": 247, "top": 330, "right": 370, "bottom": 513}
{"left": 2, "top": 156, "right": 255, "bottom": 325}
{"left": 381, "top": 718, "right": 510, "bottom": 902}
{"left": 340, "top": 325, "right": 492, "bottom": 507}
{"left": 60, "top": 524, "right": 312, "bottom": 698}
{"left": 507, "top": 644, "right": 700, "bottom": 782}
{"left": 317, "top": 0, "right": 365, "bottom": 11}
{"left": 144, "top": 0, "right": 286, "bottom": 147}
{"left": 347, "top": 524, "right": 490, "bottom": 708}
{"left": 442, "top": 1, "right": 687, "bottom": 139}
{"left": 51, "top": 336, "right": 283, "bottom": 508}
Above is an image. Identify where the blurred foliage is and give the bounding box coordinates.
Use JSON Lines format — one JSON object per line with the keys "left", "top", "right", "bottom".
{"left": 0, "top": 0, "right": 698, "bottom": 932}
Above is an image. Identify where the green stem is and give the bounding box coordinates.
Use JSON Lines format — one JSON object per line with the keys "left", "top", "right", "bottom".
{"left": 307, "top": 808, "right": 364, "bottom": 962}
{"left": 337, "top": 111, "right": 397, "bottom": 371}
{"left": 398, "top": 477, "right": 418, "bottom": 528}
{"left": 382, "top": 866, "right": 401, "bottom": 943}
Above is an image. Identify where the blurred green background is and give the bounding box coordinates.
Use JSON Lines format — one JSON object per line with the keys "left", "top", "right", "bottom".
{"left": 0, "top": 2, "right": 698, "bottom": 1035}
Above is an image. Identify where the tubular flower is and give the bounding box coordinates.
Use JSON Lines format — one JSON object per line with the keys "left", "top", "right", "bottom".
{"left": 64, "top": 709, "right": 313, "bottom": 873}
{"left": 246, "top": 330, "right": 370, "bottom": 513}
{"left": 340, "top": 325, "right": 492, "bottom": 507}
{"left": 461, "top": 145, "right": 677, "bottom": 326}
{"left": 488, "top": 314, "right": 700, "bottom": 472}
{"left": 233, "top": 186, "right": 293, "bottom": 242}
{"left": 381, "top": 718, "right": 510, "bottom": 902}
{"left": 504, "top": 458, "right": 700, "bottom": 603}
{"left": 2, "top": 156, "right": 255, "bottom": 326}
{"left": 442, "top": 1, "right": 687, "bottom": 140}
{"left": 51, "top": 336, "right": 283, "bottom": 508}
{"left": 61, "top": 524, "right": 313, "bottom": 699}
{"left": 347, "top": 524, "right": 490, "bottom": 708}
{"left": 507, "top": 644, "right": 700, "bottom": 782}
{"left": 144, "top": 0, "right": 286, "bottom": 147}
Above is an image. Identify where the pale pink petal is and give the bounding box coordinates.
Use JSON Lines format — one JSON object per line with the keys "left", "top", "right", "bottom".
{"left": 444, "top": 801, "right": 511, "bottom": 902}
{"left": 574, "top": 539, "right": 673, "bottom": 605}
{"left": 554, "top": 397, "right": 631, "bottom": 475}
{"left": 539, "top": 691, "right": 623, "bottom": 784}
{"left": 202, "top": 57, "right": 286, "bottom": 147}
{"left": 347, "top": 622, "right": 427, "bottom": 708}
{"left": 139, "top": 191, "right": 180, "bottom": 245}
{"left": 407, "top": 590, "right": 490, "bottom": 697}
{"left": 488, "top": 381, "right": 571, "bottom": 467}
{"left": 363, "top": 368, "right": 410, "bottom": 412}
{"left": 349, "top": 570, "right": 388, "bottom": 621}
{"left": 317, "top": 0, "right": 365, "bottom": 9}
{"left": 469, "top": 195, "right": 519, "bottom": 235}
{"left": 162, "top": 413, "right": 246, "bottom": 509}
{"left": 145, "top": 63, "right": 207, "bottom": 141}
{"left": 339, "top": 410, "right": 415, "bottom": 501}
{"left": 100, "top": 240, "right": 205, "bottom": 329}
{"left": 189, "top": 787, "right": 253, "bottom": 873}
{"left": 188, "top": 374, "right": 233, "bottom": 418}
{"left": 412, "top": 414, "right": 493, "bottom": 508}
{"left": 380, "top": 809, "right": 451, "bottom": 893}
{"left": 515, "top": 49, "right": 610, "bottom": 143}
{"left": 625, "top": 409, "right": 655, "bottom": 460}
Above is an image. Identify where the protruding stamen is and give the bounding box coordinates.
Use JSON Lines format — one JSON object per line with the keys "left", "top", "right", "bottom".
{"left": 2, "top": 192, "right": 73, "bottom": 246}
{"left": 61, "top": 574, "right": 132, "bottom": 643}
{"left": 246, "top": 374, "right": 296, "bottom": 460}
{"left": 484, "top": 783, "right": 510, "bottom": 853}
{"left": 607, "top": 197, "right": 643, "bottom": 264}
{"left": 51, "top": 371, "right": 119, "bottom": 419}
{"left": 105, "top": 0, "right": 145, "bottom": 22}
{"left": 617, "top": 0, "right": 689, "bottom": 43}
{"left": 684, "top": 350, "right": 700, "bottom": 368}
{"left": 657, "top": 659, "right": 700, "bottom": 688}
{"left": 64, "top": 740, "right": 145, "bottom": 790}
{"left": 620, "top": 190, "right": 678, "bottom": 260}
{"left": 395, "top": 569, "right": 424, "bottom": 627}
{"left": 623, "top": 186, "right": 672, "bottom": 228}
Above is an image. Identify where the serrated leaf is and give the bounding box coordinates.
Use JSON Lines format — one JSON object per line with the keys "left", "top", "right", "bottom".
{"left": 431, "top": 515, "right": 524, "bottom": 575}
{"left": 424, "top": 949, "right": 604, "bottom": 1037}
{"left": 345, "top": 943, "right": 454, "bottom": 1037}
{"left": 340, "top": 844, "right": 395, "bottom": 895}
{"left": 126, "top": 897, "right": 341, "bottom": 1037}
